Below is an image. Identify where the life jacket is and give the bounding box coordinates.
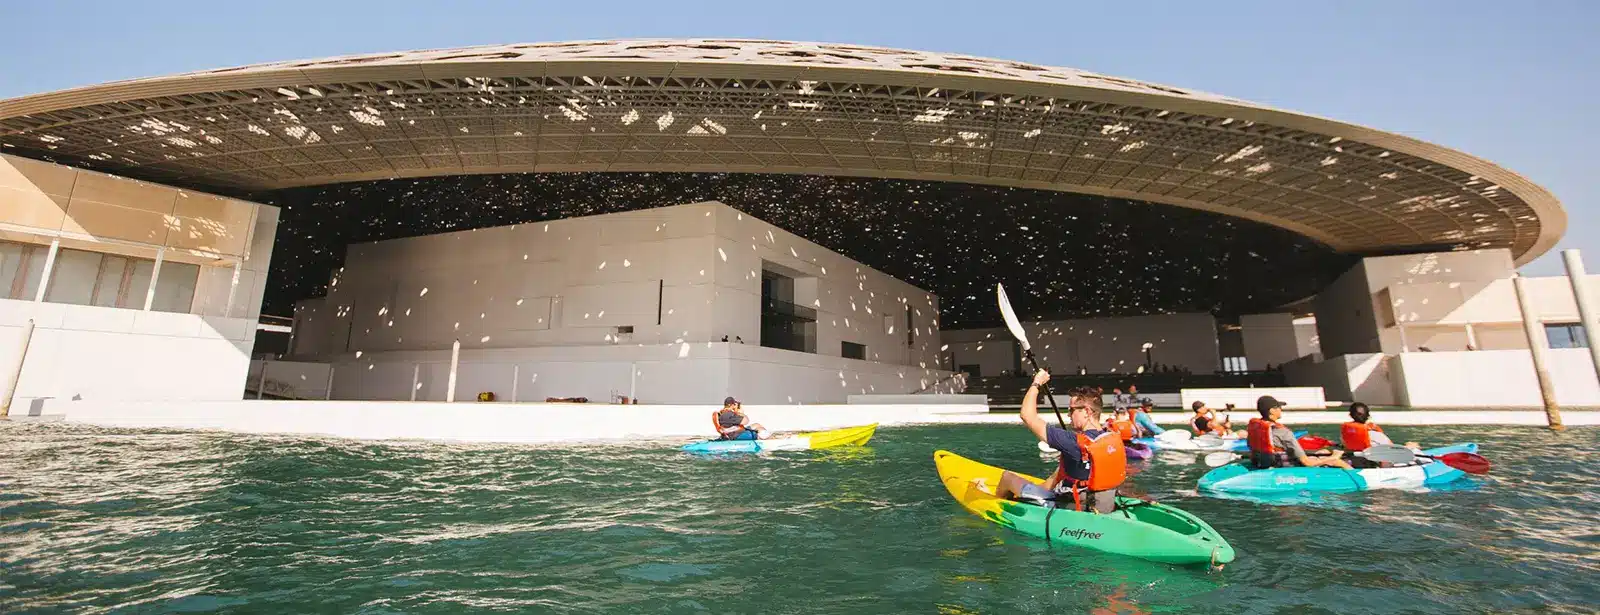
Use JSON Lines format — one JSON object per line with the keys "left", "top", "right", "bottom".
{"left": 1246, "top": 417, "right": 1291, "bottom": 469}
{"left": 1340, "top": 421, "right": 1384, "bottom": 452}
{"left": 1109, "top": 417, "right": 1136, "bottom": 441}
{"left": 713, "top": 409, "right": 746, "bottom": 438}
{"left": 1060, "top": 431, "right": 1127, "bottom": 512}
{"left": 1192, "top": 414, "right": 1212, "bottom": 435}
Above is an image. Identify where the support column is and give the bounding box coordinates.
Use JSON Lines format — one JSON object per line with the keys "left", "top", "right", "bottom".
{"left": 256, "top": 359, "right": 269, "bottom": 400}
{"left": 446, "top": 339, "right": 461, "bottom": 402}
{"left": 1465, "top": 323, "right": 1479, "bottom": 350}
{"left": 33, "top": 240, "right": 59, "bottom": 302}
{"left": 223, "top": 262, "right": 243, "bottom": 317}
{"left": 1561, "top": 249, "right": 1600, "bottom": 389}
{"left": 409, "top": 363, "right": 420, "bottom": 401}
{"left": 1513, "top": 275, "right": 1563, "bottom": 430}
{"left": 511, "top": 365, "right": 520, "bottom": 402}
{"left": 143, "top": 247, "right": 165, "bottom": 311}
{"left": 1, "top": 319, "right": 36, "bottom": 417}
{"left": 324, "top": 366, "right": 335, "bottom": 400}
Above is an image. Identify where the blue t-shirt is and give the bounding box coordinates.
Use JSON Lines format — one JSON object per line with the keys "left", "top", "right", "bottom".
{"left": 1045, "top": 425, "right": 1109, "bottom": 482}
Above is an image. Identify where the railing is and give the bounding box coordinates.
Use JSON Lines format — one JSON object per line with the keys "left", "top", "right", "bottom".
{"left": 762, "top": 297, "right": 817, "bottom": 321}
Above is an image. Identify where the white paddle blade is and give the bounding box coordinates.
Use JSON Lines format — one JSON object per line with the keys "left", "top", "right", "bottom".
{"left": 1361, "top": 444, "right": 1417, "bottom": 465}
{"left": 1155, "top": 430, "right": 1192, "bottom": 443}
{"left": 995, "top": 283, "right": 1032, "bottom": 352}
{"left": 1204, "top": 452, "right": 1239, "bottom": 467}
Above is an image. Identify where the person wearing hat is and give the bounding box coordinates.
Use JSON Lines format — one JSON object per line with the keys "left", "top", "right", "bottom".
{"left": 1246, "top": 395, "right": 1351, "bottom": 470}
{"left": 712, "top": 397, "right": 769, "bottom": 441}
{"left": 1131, "top": 398, "right": 1165, "bottom": 435}
{"left": 1189, "top": 401, "right": 1236, "bottom": 437}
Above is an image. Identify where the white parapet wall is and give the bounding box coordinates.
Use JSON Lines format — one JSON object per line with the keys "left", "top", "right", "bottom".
{"left": 39, "top": 398, "right": 988, "bottom": 444}
{"left": 1392, "top": 349, "right": 1600, "bottom": 408}
{"left": 312, "top": 341, "right": 958, "bottom": 405}
{"left": 927, "top": 410, "right": 1600, "bottom": 426}
{"left": 1179, "top": 387, "right": 1328, "bottom": 411}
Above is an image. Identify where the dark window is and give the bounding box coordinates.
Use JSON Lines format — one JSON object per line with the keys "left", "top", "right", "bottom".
{"left": 842, "top": 341, "right": 866, "bottom": 360}
{"left": 1546, "top": 323, "right": 1590, "bottom": 349}
{"left": 905, "top": 305, "right": 914, "bottom": 346}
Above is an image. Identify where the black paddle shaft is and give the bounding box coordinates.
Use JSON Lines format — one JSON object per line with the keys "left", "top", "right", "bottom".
{"left": 1021, "top": 349, "right": 1067, "bottom": 430}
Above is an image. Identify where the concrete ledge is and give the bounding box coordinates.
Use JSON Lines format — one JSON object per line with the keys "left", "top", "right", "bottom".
{"left": 44, "top": 399, "right": 991, "bottom": 444}
{"left": 1180, "top": 387, "right": 1326, "bottom": 410}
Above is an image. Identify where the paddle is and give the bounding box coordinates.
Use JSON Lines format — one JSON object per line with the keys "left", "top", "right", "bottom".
{"left": 1155, "top": 430, "right": 1192, "bottom": 443}
{"left": 1360, "top": 444, "right": 1492, "bottom": 474}
{"left": 996, "top": 283, "right": 1066, "bottom": 430}
{"left": 1203, "top": 451, "right": 1240, "bottom": 467}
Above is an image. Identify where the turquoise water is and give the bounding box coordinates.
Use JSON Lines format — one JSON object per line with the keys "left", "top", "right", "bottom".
{"left": 2, "top": 422, "right": 1596, "bottom": 614}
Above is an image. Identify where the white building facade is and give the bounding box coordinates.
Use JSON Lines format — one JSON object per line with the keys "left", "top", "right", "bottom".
{"left": 279, "top": 201, "right": 958, "bottom": 405}
{"left": 0, "top": 153, "right": 278, "bottom": 412}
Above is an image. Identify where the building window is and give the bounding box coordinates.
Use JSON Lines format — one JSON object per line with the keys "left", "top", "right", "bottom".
{"left": 0, "top": 241, "right": 49, "bottom": 300}
{"left": 842, "top": 341, "right": 866, "bottom": 360}
{"left": 1546, "top": 323, "right": 1589, "bottom": 349}
{"left": 0, "top": 240, "right": 202, "bottom": 313}
{"left": 905, "top": 304, "right": 914, "bottom": 347}
{"left": 1222, "top": 356, "right": 1249, "bottom": 373}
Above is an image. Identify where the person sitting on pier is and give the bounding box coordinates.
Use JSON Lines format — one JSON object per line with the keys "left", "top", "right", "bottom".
{"left": 712, "top": 397, "right": 769, "bottom": 441}
{"left": 991, "top": 370, "right": 1126, "bottom": 513}
{"left": 1247, "top": 396, "right": 1351, "bottom": 470}
{"left": 1131, "top": 398, "right": 1165, "bottom": 435}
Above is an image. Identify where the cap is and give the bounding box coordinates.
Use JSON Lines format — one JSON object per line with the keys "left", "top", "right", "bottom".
{"left": 1256, "top": 395, "right": 1284, "bottom": 416}
{"left": 1191, "top": 400, "right": 1206, "bottom": 412}
{"left": 1140, "top": 398, "right": 1154, "bottom": 407}
{"left": 723, "top": 396, "right": 739, "bottom": 406}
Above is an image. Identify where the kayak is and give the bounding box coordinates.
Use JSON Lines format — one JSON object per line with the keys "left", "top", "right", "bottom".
{"left": 1037, "top": 440, "right": 1154, "bottom": 460}
{"left": 1135, "top": 430, "right": 1306, "bottom": 452}
{"left": 1197, "top": 443, "right": 1478, "bottom": 496}
{"left": 681, "top": 423, "right": 877, "bottom": 453}
{"left": 934, "top": 450, "right": 1236, "bottom": 566}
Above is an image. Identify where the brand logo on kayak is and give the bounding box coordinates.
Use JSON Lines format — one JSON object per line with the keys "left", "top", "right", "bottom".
{"left": 1274, "top": 476, "right": 1309, "bottom": 485}
{"left": 1057, "top": 528, "right": 1103, "bottom": 541}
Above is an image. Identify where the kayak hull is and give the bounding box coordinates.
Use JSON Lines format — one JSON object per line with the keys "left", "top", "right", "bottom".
{"left": 1197, "top": 443, "right": 1478, "bottom": 495}
{"left": 681, "top": 423, "right": 877, "bottom": 453}
{"left": 1135, "top": 431, "right": 1306, "bottom": 452}
{"left": 935, "top": 450, "right": 1235, "bottom": 565}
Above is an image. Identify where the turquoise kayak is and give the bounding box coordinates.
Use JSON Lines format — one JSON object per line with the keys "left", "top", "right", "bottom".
{"left": 1198, "top": 443, "right": 1478, "bottom": 496}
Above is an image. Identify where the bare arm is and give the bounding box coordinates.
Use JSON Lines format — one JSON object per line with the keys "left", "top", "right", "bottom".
{"left": 1019, "top": 370, "right": 1051, "bottom": 442}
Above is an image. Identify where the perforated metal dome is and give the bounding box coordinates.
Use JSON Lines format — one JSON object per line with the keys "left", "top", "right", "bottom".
{"left": 0, "top": 38, "right": 1565, "bottom": 264}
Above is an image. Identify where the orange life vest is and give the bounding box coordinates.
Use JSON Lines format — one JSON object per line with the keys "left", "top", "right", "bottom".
{"left": 1062, "top": 431, "right": 1126, "bottom": 512}
{"left": 1340, "top": 421, "right": 1384, "bottom": 452}
{"left": 1246, "top": 417, "right": 1284, "bottom": 455}
{"left": 712, "top": 409, "right": 746, "bottom": 438}
{"left": 1109, "top": 417, "right": 1136, "bottom": 441}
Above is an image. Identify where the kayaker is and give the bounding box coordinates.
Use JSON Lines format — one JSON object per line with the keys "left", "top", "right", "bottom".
{"left": 1107, "top": 406, "right": 1140, "bottom": 441}
{"left": 991, "top": 369, "right": 1126, "bottom": 513}
{"left": 712, "top": 397, "right": 769, "bottom": 441}
{"left": 1246, "top": 396, "right": 1351, "bottom": 470}
{"left": 1190, "top": 402, "right": 1234, "bottom": 436}
{"left": 1341, "top": 402, "right": 1419, "bottom": 466}
{"left": 1131, "top": 398, "right": 1165, "bottom": 435}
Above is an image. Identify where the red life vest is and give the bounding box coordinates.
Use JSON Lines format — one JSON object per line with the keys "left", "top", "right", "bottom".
{"left": 1340, "top": 421, "right": 1384, "bottom": 452}
{"left": 712, "top": 409, "right": 746, "bottom": 438}
{"left": 1246, "top": 417, "right": 1284, "bottom": 455}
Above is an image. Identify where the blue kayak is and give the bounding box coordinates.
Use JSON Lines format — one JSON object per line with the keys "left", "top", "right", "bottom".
{"left": 681, "top": 423, "right": 877, "bottom": 453}
{"left": 1134, "top": 431, "right": 1306, "bottom": 453}
{"left": 1198, "top": 443, "right": 1478, "bottom": 496}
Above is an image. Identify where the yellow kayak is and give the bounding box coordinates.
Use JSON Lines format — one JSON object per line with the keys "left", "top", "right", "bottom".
{"left": 935, "top": 450, "right": 1235, "bottom": 565}
{"left": 682, "top": 423, "right": 878, "bottom": 453}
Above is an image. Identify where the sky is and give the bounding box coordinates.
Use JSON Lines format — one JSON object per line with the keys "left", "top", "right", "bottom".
{"left": 0, "top": 0, "right": 1593, "bottom": 276}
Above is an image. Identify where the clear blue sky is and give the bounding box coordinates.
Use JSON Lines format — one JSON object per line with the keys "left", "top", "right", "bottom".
{"left": 1, "top": 0, "right": 1593, "bottom": 275}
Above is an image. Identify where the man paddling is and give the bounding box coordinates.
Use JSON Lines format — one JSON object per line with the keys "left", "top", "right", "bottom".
{"left": 1246, "top": 396, "right": 1351, "bottom": 470}
{"left": 990, "top": 369, "right": 1126, "bottom": 513}
{"left": 712, "top": 397, "right": 769, "bottom": 441}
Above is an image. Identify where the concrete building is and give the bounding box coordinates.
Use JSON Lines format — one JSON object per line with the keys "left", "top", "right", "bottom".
{"left": 0, "top": 153, "right": 277, "bottom": 410}
{"left": 275, "top": 201, "right": 954, "bottom": 404}
{"left": 0, "top": 38, "right": 1589, "bottom": 431}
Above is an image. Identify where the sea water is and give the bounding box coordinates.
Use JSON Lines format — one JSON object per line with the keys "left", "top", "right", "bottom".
{"left": 2, "top": 421, "right": 1595, "bottom": 614}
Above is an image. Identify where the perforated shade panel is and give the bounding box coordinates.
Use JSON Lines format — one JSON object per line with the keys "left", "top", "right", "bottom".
{"left": 0, "top": 39, "right": 1565, "bottom": 264}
